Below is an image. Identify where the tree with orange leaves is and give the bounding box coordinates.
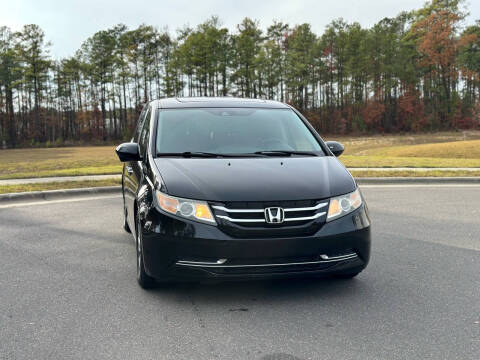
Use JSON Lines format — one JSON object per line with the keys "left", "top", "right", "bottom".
{"left": 412, "top": 0, "right": 476, "bottom": 128}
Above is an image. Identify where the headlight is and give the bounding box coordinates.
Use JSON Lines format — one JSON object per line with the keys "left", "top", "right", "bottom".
{"left": 327, "top": 188, "right": 362, "bottom": 222}
{"left": 155, "top": 191, "right": 216, "bottom": 225}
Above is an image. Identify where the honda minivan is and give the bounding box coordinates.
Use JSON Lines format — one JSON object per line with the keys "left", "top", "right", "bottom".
{"left": 116, "top": 97, "right": 371, "bottom": 288}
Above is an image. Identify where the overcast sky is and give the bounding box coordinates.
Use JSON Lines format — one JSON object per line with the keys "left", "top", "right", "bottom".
{"left": 1, "top": 0, "right": 479, "bottom": 58}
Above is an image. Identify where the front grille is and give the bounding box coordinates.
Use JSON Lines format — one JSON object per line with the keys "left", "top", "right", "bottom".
{"left": 210, "top": 199, "right": 329, "bottom": 238}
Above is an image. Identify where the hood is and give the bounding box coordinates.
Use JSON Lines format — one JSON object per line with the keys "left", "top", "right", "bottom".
{"left": 153, "top": 156, "right": 356, "bottom": 202}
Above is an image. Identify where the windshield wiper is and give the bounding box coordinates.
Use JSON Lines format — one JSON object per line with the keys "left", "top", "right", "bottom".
{"left": 156, "top": 152, "right": 264, "bottom": 158}
{"left": 253, "top": 150, "right": 319, "bottom": 157}
{"left": 156, "top": 152, "right": 223, "bottom": 158}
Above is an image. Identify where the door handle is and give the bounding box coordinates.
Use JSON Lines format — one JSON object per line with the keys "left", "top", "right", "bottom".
{"left": 126, "top": 165, "right": 133, "bottom": 174}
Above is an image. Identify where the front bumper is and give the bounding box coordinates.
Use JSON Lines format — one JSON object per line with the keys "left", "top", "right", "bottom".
{"left": 140, "top": 205, "right": 371, "bottom": 281}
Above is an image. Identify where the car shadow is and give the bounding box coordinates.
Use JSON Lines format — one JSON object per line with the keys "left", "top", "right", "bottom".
{"left": 146, "top": 274, "right": 371, "bottom": 308}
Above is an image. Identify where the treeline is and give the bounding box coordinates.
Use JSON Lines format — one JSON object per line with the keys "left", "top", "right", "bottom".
{"left": 0, "top": 0, "right": 480, "bottom": 147}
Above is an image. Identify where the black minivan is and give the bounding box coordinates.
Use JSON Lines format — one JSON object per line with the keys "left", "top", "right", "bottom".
{"left": 116, "top": 97, "right": 371, "bottom": 288}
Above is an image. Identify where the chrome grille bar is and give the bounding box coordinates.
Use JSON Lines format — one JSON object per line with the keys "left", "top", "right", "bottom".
{"left": 216, "top": 215, "right": 265, "bottom": 223}
{"left": 215, "top": 211, "right": 326, "bottom": 224}
{"left": 211, "top": 206, "right": 263, "bottom": 213}
{"left": 212, "top": 202, "right": 328, "bottom": 213}
{"left": 284, "top": 202, "right": 328, "bottom": 212}
{"left": 284, "top": 212, "right": 326, "bottom": 222}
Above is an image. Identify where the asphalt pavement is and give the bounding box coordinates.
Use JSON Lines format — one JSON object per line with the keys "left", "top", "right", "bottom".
{"left": 0, "top": 185, "right": 479, "bottom": 360}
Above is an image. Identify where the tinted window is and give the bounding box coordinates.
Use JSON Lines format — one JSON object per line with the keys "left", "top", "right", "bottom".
{"left": 156, "top": 108, "right": 323, "bottom": 155}
{"left": 133, "top": 106, "right": 148, "bottom": 143}
{"left": 139, "top": 107, "right": 151, "bottom": 155}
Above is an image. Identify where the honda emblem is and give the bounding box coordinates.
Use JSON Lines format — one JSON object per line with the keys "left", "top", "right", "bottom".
{"left": 264, "top": 207, "right": 285, "bottom": 224}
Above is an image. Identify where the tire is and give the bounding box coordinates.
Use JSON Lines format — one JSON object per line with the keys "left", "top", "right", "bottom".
{"left": 136, "top": 215, "right": 156, "bottom": 289}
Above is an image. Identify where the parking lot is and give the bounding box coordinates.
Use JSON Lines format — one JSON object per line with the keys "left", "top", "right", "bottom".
{"left": 0, "top": 184, "right": 479, "bottom": 360}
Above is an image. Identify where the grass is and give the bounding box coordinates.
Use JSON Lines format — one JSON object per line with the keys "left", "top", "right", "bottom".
{"left": 0, "top": 146, "right": 122, "bottom": 180}
{"left": 362, "top": 139, "right": 480, "bottom": 159}
{"left": 329, "top": 130, "right": 480, "bottom": 154}
{"left": 0, "top": 178, "right": 121, "bottom": 194}
{"left": 340, "top": 155, "right": 480, "bottom": 168}
{"left": 325, "top": 131, "right": 480, "bottom": 168}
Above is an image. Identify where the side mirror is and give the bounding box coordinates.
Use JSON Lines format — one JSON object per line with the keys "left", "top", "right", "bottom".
{"left": 325, "top": 141, "right": 344, "bottom": 157}
{"left": 115, "top": 142, "right": 142, "bottom": 162}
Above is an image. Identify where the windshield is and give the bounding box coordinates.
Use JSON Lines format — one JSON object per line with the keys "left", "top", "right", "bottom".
{"left": 155, "top": 108, "right": 324, "bottom": 156}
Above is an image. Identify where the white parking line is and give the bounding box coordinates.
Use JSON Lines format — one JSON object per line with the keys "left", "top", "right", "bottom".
{"left": 0, "top": 195, "right": 122, "bottom": 209}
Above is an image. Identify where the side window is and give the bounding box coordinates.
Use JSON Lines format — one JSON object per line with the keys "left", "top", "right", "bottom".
{"left": 138, "top": 107, "right": 152, "bottom": 156}
{"left": 133, "top": 106, "right": 148, "bottom": 143}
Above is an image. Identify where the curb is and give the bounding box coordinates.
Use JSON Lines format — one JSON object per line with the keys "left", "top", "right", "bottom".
{"left": 356, "top": 177, "right": 480, "bottom": 184}
{"left": 0, "top": 186, "right": 121, "bottom": 203}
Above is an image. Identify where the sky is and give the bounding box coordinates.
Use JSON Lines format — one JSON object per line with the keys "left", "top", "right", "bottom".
{"left": 1, "top": 0, "right": 479, "bottom": 59}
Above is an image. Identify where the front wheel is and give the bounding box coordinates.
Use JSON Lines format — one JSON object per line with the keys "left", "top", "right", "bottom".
{"left": 136, "top": 216, "right": 156, "bottom": 289}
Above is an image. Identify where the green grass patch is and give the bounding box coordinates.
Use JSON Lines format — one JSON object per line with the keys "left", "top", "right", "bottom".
{"left": 340, "top": 155, "right": 480, "bottom": 168}
{"left": 328, "top": 131, "right": 480, "bottom": 155}
{"left": 0, "top": 146, "right": 122, "bottom": 180}
{"left": 329, "top": 133, "right": 480, "bottom": 168}
{"left": 2, "top": 165, "right": 123, "bottom": 180}
{"left": 0, "top": 178, "right": 121, "bottom": 194}
{"left": 361, "top": 139, "right": 480, "bottom": 159}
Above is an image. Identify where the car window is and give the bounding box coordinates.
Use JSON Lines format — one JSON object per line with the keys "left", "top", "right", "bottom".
{"left": 156, "top": 108, "right": 323, "bottom": 155}
{"left": 138, "top": 107, "right": 151, "bottom": 156}
{"left": 133, "top": 106, "right": 148, "bottom": 143}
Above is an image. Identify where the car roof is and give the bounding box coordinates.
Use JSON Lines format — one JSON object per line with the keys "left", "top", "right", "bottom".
{"left": 155, "top": 97, "right": 290, "bottom": 109}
